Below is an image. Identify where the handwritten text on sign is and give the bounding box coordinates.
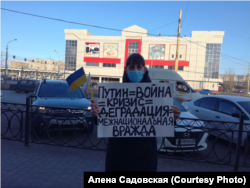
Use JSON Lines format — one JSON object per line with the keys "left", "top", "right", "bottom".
{"left": 97, "top": 83, "right": 174, "bottom": 138}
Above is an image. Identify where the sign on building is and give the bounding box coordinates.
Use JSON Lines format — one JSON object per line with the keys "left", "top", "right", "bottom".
{"left": 103, "top": 43, "right": 118, "bottom": 58}
{"left": 149, "top": 44, "right": 165, "bottom": 60}
{"left": 85, "top": 42, "right": 100, "bottom": 57}
{"left": 97, "top": 83, "right": 174, "bottom": 138}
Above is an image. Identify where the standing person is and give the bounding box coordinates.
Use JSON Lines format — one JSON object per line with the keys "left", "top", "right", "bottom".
{"left": 90, "top": 53, "right": 180, "bottom": 172}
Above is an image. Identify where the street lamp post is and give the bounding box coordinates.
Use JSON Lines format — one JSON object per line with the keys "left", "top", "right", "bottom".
{"left": 35, "top": 61, "right": 39, "bottom": 80}
{"left": 5, "top": 39, "right": 17, "bottom": 83}
{"left": 21, "top": 67, "right": 24, "bottom": 79}
{"left": 54, "top": 50, "right": 61, "bottom": 80}
{"left": 51, "top": 62, "right": 55, "bottom": 80}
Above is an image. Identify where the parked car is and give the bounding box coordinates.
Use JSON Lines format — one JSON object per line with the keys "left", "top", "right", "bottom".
{"left": 28, "top": 79, "right": 94, "bottom": 135}
{"left": 182, "top": 95, "right": 250, "bottom": 147}
{"left": 218, "top": 85, "right": 223, "bottom": 92}
{"left": 156, "top": 98, "right": 209, "bottom": 152}
{"left": 234, "top": 89, "right": 244, "bottom": 93}
{"left": 9, "top": 79, "right": 40, "bottom": 93}
{"left": 242, "top": 90, "right": 250, "bottom": 94}
{"left": 198, "top": 89, "right": 213, "bottom": 95}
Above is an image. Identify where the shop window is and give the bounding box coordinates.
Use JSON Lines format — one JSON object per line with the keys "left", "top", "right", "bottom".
{"left": 168, "top": 66, "right": 174, "bottom": 70}
{"left": 178, "top": 66, "right": 184, "bottom": 71}
{"left": 102, "top": 77, "right": 119, "bottom": 83}
{"left": 103, "top": 63, "right": 116, "bottom": 67}
{"left": 65, "top": 40, "right": 77, "bottom": 71}
{"left": 91, "top": 77, "right": 99, "bottom": 83}
{"left": 128, "top": 42, "right": 139, "bottom": 56}
{"left": 204, "top": 43, "right": 221, "bottom": 79}
{"left": 86, "top": 62, "right": 99, "bottom": 66}
{"left": 151, "top": 65, "right": 164, "bottom": 69}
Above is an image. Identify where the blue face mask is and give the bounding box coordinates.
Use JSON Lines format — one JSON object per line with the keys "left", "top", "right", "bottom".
{"left": 127, "top": 70, "right": 144, "bottom": 83}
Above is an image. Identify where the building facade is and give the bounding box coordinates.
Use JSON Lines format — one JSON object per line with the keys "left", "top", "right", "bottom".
{"left": 5, "top": 58, "right": 66, "bottom": 79}
{"left": 10, "top": 58, "right": 65, "bottom": 72}
{"left": 65, "top": 25, "right": 224, "bottom": 91}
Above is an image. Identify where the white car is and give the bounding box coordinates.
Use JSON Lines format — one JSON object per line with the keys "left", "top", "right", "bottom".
{"left": 157, "top": 98, "right": 209, "bottom": 153}
{"left": 148, "top": 68, "right": 202, "bottom": 103}
{"left": 182, "top": 95, "right": 250, "bottom": 147}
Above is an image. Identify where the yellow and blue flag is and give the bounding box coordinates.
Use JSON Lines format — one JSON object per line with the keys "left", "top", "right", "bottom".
{"left": 66, "top": 67, "right": 87, "bottom": 93}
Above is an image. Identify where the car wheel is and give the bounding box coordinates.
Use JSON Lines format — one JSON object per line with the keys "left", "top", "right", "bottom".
{"left": 15, "top": 88, "right": 21, "bottom": 93}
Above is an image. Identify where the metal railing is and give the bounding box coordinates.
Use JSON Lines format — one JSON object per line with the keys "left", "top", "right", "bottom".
{"left": 1, "top": 98, "right": 250, "bottom": 171}
{"left": 1, "top": 102, "right": 25, "bottom": 141}
{"left": 158, "top": 117, "right": 250, "bottom": 171}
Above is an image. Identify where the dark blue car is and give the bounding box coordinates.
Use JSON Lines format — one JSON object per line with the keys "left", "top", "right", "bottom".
{"left": 9, "top": 79, "right": 40, "bottom": 93}
{"left": 198, "top": 89, "right": 213, "bottom": 95}
{"left": 28, "top": 79, "right": 94, "bottom": 135}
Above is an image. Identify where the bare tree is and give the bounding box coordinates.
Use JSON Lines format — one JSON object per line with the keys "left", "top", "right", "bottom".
{"left": 223, "top": 68, "right": 235, "bottom": 92}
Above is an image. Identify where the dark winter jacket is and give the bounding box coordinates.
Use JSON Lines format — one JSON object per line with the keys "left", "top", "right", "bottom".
{"left": 105, "top": 70, "right": 158, "bottom": 172}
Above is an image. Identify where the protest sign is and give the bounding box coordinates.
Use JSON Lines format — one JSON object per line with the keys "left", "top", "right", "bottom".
{"left": 97, "top": 83, "right": 174, "bottom": 138}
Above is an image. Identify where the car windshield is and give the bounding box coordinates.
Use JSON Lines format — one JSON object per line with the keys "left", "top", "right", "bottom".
{"left": 173, "top": 98, "right": 186, "bottom": 112}
{"left": 38, "top": 83, "right": 85, "bottom": 98}
{"left": 237, "top": 101, "right": 250, "bottom": 115}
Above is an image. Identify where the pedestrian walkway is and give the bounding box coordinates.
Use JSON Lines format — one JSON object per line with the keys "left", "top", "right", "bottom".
{"left": 1, "top": 139, "right": 249, "bottom": 188}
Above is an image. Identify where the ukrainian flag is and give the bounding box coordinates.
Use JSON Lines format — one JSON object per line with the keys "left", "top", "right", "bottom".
{"left": 66, "top": 67, "right": 87, "bottom": 93}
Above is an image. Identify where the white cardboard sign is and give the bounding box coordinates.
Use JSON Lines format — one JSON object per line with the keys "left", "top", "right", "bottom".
{"left": 97, "top": 83, "right": 174, "bottom": 138}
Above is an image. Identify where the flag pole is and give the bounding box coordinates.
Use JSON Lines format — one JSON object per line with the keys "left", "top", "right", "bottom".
{"left": 89, "top": 72, "right": 94, "bottom": 99}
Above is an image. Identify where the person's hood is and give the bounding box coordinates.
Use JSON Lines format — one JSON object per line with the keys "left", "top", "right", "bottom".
{"left": 122, "top": 69, "right": 151, "bottom": 83}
